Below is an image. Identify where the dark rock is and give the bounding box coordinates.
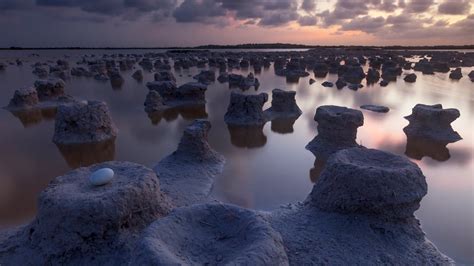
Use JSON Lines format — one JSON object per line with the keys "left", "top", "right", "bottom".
{"left": 144, "top": 90, "right": 164, "bottom": 113}
{"left": 404, "top": 104, "right": 462, "bottom": 143}
{"left": 132, "top": 70, "right": 143, "bottom": 81}
{"left": 360, "top": 104, "right": 389, "bottom": 113}
{"left": 53, "top": 100, "right": 118, "bottom": 145}
{"left": 335, "top": 78, "right": 346, "bottom": 89}
{"left": 366, "top": 68, "right": 380, "bottom": 83}
{"left": 224, "top": 92, "right": 268, "bottom": 126}
{"left": 34, "top": 78, "right": 66, "bottom": 101}
{"left": 449, "top": 68, "right": 462, "bottom": 80}
{"left": 193, "top": 70, "right": 215, "bottom": 84}
{"left": 309, "top": 78, "right": 316, "bottom": 85}
{"left": 321, "top": 81, "right": 333, "bottom": 87}
{"left": 7, "top": 88, "right": 39, "bottom": 109}
{"left": 306, "top": 105, "right": 364, "bottom": 157}
{"left": 379, "top": 80, "right": 389, "bottom": 87}
{"left": 404, "top": 73, "right": 417, "bottom": 83}
{"left": 264, "top": 89, "right": 302, "bottom": 120}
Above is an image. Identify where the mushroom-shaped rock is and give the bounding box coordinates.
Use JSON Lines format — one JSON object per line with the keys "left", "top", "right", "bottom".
{"left": 366, "top": 68, "right": 380, "bottom": 83}
{"left": 404, "top": 104, "right": 461, "bottom": 143}
{"left": 449, "top": 68, "right": 462, "bottom": 80}
{"left": 131, "top": 203, "right": 289, "bottom": 266}
{"left": 225, "top": 92, "right": 268, "bottom": 126}
{"left": 144, "top": 90, "right": 164, "bottom": 113}
{"left": 7, "top": 87, "right": 39, "bottom": 109}
{"left": 173, "top": 82, "right": 207, "bottom": 105}
{"left": 154, "top": 70, "right": 176, "bottom": 82}
{"left": 34, "top": 78, "right": 66, "bottom": 101}
{"left": 264, "top": 89, "right": 302, "bottom": 120}
{"left": 153, "top": 120, "right": 225, "bottom": 206}
{"left": 404, "top": 73, "right": 417, "bottom": 83}
{"left": 53, "top": 100, "right": 118, "bottom": 145}
{"left": 306, "top": 105, "right": 364, "bottom": 158}
{"left": 308, "top": 148, "right": 427, "bottom": 220}
{"left": 0, "top": 161, "right": 172, "bottom": 265}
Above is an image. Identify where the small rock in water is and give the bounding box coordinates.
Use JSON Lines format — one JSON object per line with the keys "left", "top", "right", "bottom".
{"left": 89, "top": 168, "right": 114, "bottom": 186}
{"left": 321, "top": 81, "right": 333, "bottom": 87}
{"left": 360, "top": 104, "right": 390, "bottom": 113}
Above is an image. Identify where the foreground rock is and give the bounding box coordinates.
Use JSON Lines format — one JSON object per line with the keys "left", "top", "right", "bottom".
{"left": 306, "top": 105, "right": 364, "bottom": 157}
{"left": 0, "top": 161, "right": 172, "bottom": 265}
{"left": 131, "top": 203, "right": 288, "bottom": 265}
{"left": 264, "top": 89, "right": 302, "bottom": 120}
{"left": 53, "top": 101, "right": 118, "bottom": 145}
{"left": 404, "top": 104, "right": 462, "bottom": 143}
{"left": 269, "top": 148, "right": 453, "bottom": 265}
{"left": 224, "top": 92, "right": 268, "bottom": 126}
{"left": 153, "top": 120, "right": 225, "bottom": 206}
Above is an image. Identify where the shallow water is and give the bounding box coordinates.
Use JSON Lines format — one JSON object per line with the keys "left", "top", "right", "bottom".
{"left": 0, "top": 50, "right": 473, "bottom": 263}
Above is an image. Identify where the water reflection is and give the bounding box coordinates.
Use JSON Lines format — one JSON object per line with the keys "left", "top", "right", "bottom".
{"left": 227, "top": 125, "right": 267, "bottom": 148}
{"left": 270, "top": 117, "right": 298, "bottom": 134}
{"left": 8, "top": 107, "right": 56, "bottom": 127}
{"left": 146, "top": 104, "right": 208, "bottom": 125}
{"left": 405, "top": 136, "right": 451, "bottom": 162}
{"left": 55, "top": 138, "right": 116, "bottom": 168}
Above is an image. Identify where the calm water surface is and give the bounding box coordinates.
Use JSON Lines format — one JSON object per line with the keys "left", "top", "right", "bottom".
{"left": 0, "top": 50, "right": 472, "bottom": 263}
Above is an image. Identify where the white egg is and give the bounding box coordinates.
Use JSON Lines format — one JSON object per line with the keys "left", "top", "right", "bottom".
{"left": 89, "top": 168, "right": 114, "bottom": 186}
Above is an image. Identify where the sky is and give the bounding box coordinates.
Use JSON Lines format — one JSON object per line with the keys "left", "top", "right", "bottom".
{"left": 0, "top": 0, "right": 473, "bottom": 47}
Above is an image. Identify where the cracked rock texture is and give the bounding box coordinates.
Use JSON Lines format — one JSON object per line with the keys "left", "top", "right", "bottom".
{"left": 404, "top": 104, "right": 461, "bottom": 143}
{"left": 7, "top": 87, "right": 39, "bottom": 109}
{"left": 0, "top": 161, "right": 172, "bottom": 265}
{"left": 53, "top": 100, "right": 118, "bottom": 145}
{"left": 131, "top": 203, "right": 289, "bottom": 266}
{"left": 224, "top": 92, "right": 268, "bottom": 126}
{"left": 306, "top": 105, "right": 364, "bottom": 158}
{"left": 34, "top": 78, "right": 66, "bottom": 101}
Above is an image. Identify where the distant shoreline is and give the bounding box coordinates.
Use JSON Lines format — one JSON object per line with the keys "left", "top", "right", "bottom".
{"left": 1, "top": 43, "right": 473, "bottom": 51}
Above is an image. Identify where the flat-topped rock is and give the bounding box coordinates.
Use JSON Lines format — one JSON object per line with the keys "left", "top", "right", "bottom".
{"left": 34, "top": 78, "right": 66, "bottom": 101}
{"left": 264, "top": 89, "right": 302, "bottom": 120}
{"left": 144, "top": 90, "right": 165, "bottom": 113}
{"left": 53, "top": 100, "right": 118, "bottom": 145}
{"left": 131, "top": 203, "right": 288, "bottom": 265}
{"left": 225, "top": 92, "right": 268, "bottom": 126}
{"left": 404, "top": 73, "right": 417, "bottom": 83}
{"left": 306, "top": 105, "right": 364, "bottom": 158}
{"left": 153, "top": 120, "right": 225, "bottom": 206}
{"left": 404, "top": 104, "right": 461, "bottom": 143}
{"left": 0, "top": 161, "right": 172, "bottom": 265}
{"left": 7, "top": 87, "right": 39, "bottom": 109}
{"left": 308, "top": 148, "right": 427, "bottom": 219}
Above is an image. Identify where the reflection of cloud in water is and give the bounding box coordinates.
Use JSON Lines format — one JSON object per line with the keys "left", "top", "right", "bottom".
{"left": 8, "top": 108, "right": 56, "bottom": 128}
{"left": 227, "top": 125, "right": 266, "bottom": 149}
{"left": 56, "top": 138, "right": 116, "bottom": 168}
{"left": 146, "top": 104, "right": 208, "bottom": 125}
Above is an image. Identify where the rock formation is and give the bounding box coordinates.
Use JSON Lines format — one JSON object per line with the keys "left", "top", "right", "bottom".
{"left": 224, "top": 92, "right": 268, "bottom": 126}
{"left": 264, "top": 89, "right": 302, "bottom": 120}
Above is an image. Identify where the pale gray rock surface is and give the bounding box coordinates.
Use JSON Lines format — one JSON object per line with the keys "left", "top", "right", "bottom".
{"left": 131, "top": 203, "right": 289, "bottom": 266}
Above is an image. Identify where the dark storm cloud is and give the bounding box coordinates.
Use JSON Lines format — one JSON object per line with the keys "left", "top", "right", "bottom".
{"left": 173, "top": 0, "right": 225, "bottom": 23}
{"left": 405, "top": 0, "right": 434, "bottom": 13}
{"left": 36, "top": 0, "right": 177, "bottom": 16}
{"left": 301, "top": 0, "right": 316, "bottom": 12}
{"left": 438, "top": 0, "right": 471, "bottom": 15}
{"left": 0, "top": 0, "right": 34, "bottom": 10}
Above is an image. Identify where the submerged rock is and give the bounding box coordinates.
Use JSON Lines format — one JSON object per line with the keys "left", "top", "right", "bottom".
{"left": 308, "top": 148, "right": 427, "bottom": 219}
{"left": 404, "top": 73, "right": 417, "bottom": 83}
{"left": 404, "top": 104, "right": 461, "bottom": 143}
{"left": 0, "top": 161, "right": 172, "bottom": 265}
{"left": 153, "top": 120, "right": 225, "bottom": 206}
{"left": 264, "top": 89, "right": 302, "bottom": 120}
{"left": 224, "top": 92, "right": 268, "bottom": 126}
{"left": 306, "top": 105, "right": 364, "bottom": 158}
{"left": 53, "top": 100, "right": 118, "bottom": 145}
{"left": 360, "top": 104, "right": 389, "bottom": 113}
{"left": 131, "top": 203, "right": 288, "bottom": 265}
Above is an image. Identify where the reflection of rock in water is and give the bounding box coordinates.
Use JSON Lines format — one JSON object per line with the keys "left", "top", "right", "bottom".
{"left": 8, "top": 108, "right": 56, "bottom": 127}
{"left": 56, "top": 138, "right": 116, "bottom": 168}
{"left": 405, "top": 136, "right": 451, "bottom": 162}
{"left": 271, "top": 117, "right": 298, "bottom": 134}
{"left": 309, "top": 157, "right": 327, "bottom": 183}
{"left": 227, "top": 125, "right": 267, "bottom": 148}
{"left": 146, "top": 104, "right": 207, "bottom": 125}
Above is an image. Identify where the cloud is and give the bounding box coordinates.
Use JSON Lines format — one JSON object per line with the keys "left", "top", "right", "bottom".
{"left": 298, "top": 15, "right": 318, "bottom": 26}
{"left": 0, "top": 0, "right": 34, "bottom": 10}
{"left": 438, "top": 0, "right": 471, "bottom": 15}
{"left": 301, "top": 0, "right": 316, "bottom": 12}
{"left": 405, "top": 0, "right": 434, "bottom": 13}
{"left": 173, "top": 0, "right": 225, "bottom": 23}
{"left": 340, "top": 16, "right": 385, "bottom": 33}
